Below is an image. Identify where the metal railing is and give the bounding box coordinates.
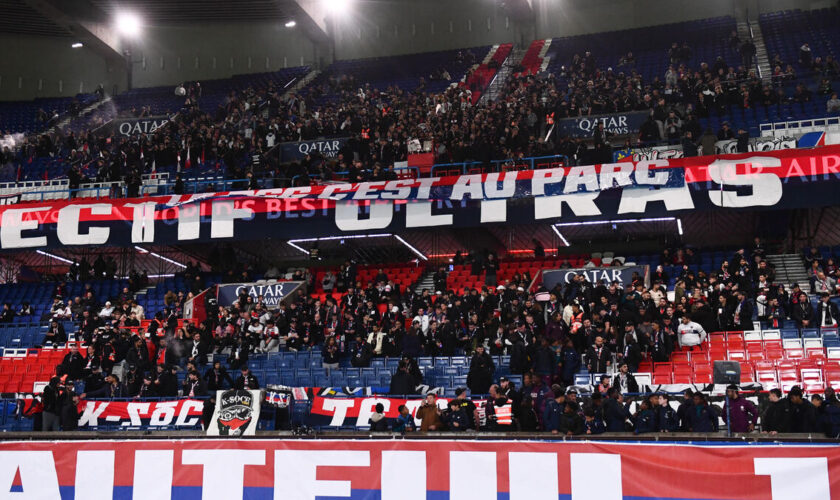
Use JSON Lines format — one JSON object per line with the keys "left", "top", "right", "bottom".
{"left": 760, "top": 117, "right": 840, "bottom": 138}
{"left": 430, "top": 154, "right": 568, "bottom": 177}
{"left": 0, "top": 154, "right": 568, "bottom": 201}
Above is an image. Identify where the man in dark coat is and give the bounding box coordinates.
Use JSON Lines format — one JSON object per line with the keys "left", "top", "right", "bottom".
{"left": 234, "top": 368, "right": 260, "bottom": 390}
{"left": 604, "top": 388, "right": 631, "bottom": 432}
{"left": 389, "top": 361, "right": 417, "bottom": 395}
{"left": 785, "top": 386, "right": 818, "bottom": 432}
{"left": 467, "top": 345, "right": 495, "bottom": 394}
{"left": 761, "top": 388, "right": 788, "bottom": 434}
{"left": 586, "top": 336, "right": 611, "bottom": 373}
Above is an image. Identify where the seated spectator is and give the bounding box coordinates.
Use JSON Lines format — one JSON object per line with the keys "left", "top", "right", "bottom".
{"left": 0, "top": 303, "right": 14, "bottom": 323}
{"left": 82, "top": 374, "right": 126, "bottom": 399}
{"left": 99, "top": 301, "right": 115, "bottom": 319}
{"left": 828, "top": 92, "right": 840, "bottom": 113}
{"left": 43, "top": 320, "right": 68, "bottom": 345}
{"left": 234, "top": 367, "right": 260, "bottom": 389}
{"left": 17, "top": 302, "right": 32, "bottom": 316}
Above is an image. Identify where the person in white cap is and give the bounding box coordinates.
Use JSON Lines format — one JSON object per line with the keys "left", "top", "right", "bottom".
{"left": 99, "top": 301, "right": 115, "bottom": 319}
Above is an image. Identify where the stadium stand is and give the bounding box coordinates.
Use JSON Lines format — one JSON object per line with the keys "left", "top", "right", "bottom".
{"left": 0, "top": 4, "right": 839, "bottom": 444}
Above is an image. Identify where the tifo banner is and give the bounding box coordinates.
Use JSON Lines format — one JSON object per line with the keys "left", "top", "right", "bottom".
{"left": 310, "top": 395, "right": 477, "bottom": 428}
{"left": 0, "top": 439, "right": 837, "bottom": 499}
{"left": 75, "top": 398, "right": 204, "bottom": 428}
{"left": 618, "top": 136, "right": 799, "bottom": 161}
{"left": 1, "top": 146, "right": 840, "bottom": 250}
{"left": 542, "top": 265, "right": 650, "bottom": 290}
{"left": 556, "top": 110, "right": 649, "bottom": 138}
{"left": 216, "top": 281, "right": 304, "bottom": 309}
{"left": 0, "top": 194, "right": 20, "bottom": 206}
{"left": 110, "top": 115, "right": 170, "bottom": 137}
{"left": 278, "top": 137, "right": 350, "bottom": 162}
{"left": 206, "top": 389, "right": 262, "bottom": 436}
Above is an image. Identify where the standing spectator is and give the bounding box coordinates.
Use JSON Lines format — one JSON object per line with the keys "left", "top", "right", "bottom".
{"left": 543, "top": 390, "right": 567, "bottom": 434}
{"left": 368, "top": 403, "right": 389, "bottom": 431}
{"left": 182, "top": 370, "right": 208, "bottom": 397}
{"left": 632, "top": 399, "right": 657, "bottom": 434}
{"left": 585, "top": 336, "right": 611, "bottom": 373}
{"left": 792, "top": 292, "right": 814, "bottom": 328}
{"left": 612, "top": 362, "right": 639, "bottom": 394}
{"left": 392, "top": 405, "right": 416, "bottom": 433}
{"left": 681, "top": 131, "right": 698, "bottom": 157}
{"left": 204, "top": 361, "right": 234, "bottom": 392}
{"left": 656, "top": 394, "right": 680, "bottom": 432}
{"left": 732, "top": 291, "right": 754, "bottom": 331}
{"left": 700, "top": 128, "right": 717, "bottom": 155}
{"left": 442, "top": 400, "right": 469, "bottom": 431}
{"left": 433, "top": 267, "right": 448, "bottom": 293}
{"left": 815, "top": 292, "right": 839, "bottom": 327}
{"left": 799, "top": 43, "right": 812, "bottom": 66}
{"left": 761, "top": 388, "right": 788, "bottom": 434}
{"left": 677, "top": 315, "right": 707, "bottom": 349}
{"left": 822, "top": 388, "right": 840, "bottom": 438}
{"left": 389, "top": 360, "right": 417, "bottom": 395}
{"left": 785, "top": 386, "right": 818, "bottom": 432}
{"left": 41, "top": 377, "right": 64, "bottom": 431}
{"left": 416, "top": 393, "right": 443, "bottom": 431}
{"left": 583, "top": 408, "right": 605, "bottom": 435}
{"left": 322, "top": 336, "right": 340, "bottom": 371}
{"left": 467, "top": 345, "right": 495, "bottom": 394}
{"left": 61, "top": 392, "right": 80, "bottom": 431}
{"left": 721, "top": 385, "right": 758, "bottom": 433}
{"left": 685, "top": 392, "right": 718, "bottom": 432}
{"left": 604, "top": 388, "right": 631, "bottom": 432}
{"left": 740, "top": 39, "right": 757, "bottom": 69}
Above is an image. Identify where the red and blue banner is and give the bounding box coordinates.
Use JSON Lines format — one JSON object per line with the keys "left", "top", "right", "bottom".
{"left": 0, "top": 439, "right": 837, "bottom": 499}
{"left": 1, "top": 146, "right": 839, "bottom": 250}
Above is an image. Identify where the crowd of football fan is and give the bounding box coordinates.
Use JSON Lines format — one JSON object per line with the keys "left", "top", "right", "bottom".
{"left": 3, "top": 36, "right": 838, "bottom": 191}
{"left": 32, "top": 239, "right": 840, "bottom": 434}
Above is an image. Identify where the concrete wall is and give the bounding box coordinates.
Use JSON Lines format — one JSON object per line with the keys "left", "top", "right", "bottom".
{"left": 329, "top": 0, "right": 520, "bottom": 60}
{"left": 127, "top": 22, "right": 317, "bottom": 89}
{"left": 0, "top": 34, "right": 122, "bottom": 101}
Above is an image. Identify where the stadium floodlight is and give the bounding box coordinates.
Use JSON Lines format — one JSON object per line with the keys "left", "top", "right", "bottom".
{"left": 285, "top": 20, "right": 297, "bottom": 28}
{"left": 36, "top": 250, "right": 73, "bottom": 264}
{"left": 115, "top": 12, "right": 142, "bottom": 37}
{"left": 71, "top": 42, "right": 84, "bottom": 49}
{"left": 323, "top": 0, "right": 352, "bottom": 16}
{"left": 134, "top": 246, "right": 187, "bottom": 269}
{"left": 287, "top": 233, "right": 427, "bottom": 260}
